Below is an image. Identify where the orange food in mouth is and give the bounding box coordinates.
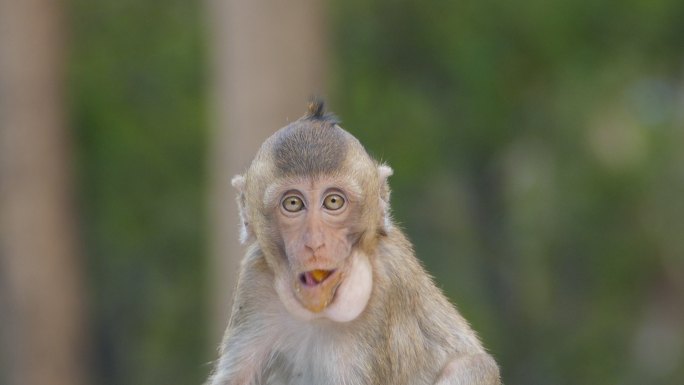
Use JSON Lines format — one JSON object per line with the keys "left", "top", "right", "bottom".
{"left": 311, "top": 269, "right": 331, "bottom": 283}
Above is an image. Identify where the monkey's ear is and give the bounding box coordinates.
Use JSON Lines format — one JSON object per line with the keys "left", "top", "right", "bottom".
{"left": 378, "top": 164, "right": 393, "bottom": 232}
{"left": 231, "top": 175, "right": 254, "bottom": 244}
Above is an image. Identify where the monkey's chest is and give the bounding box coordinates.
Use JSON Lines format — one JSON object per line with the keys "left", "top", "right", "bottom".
{"left": 260, "top": 328, "right": 373, "bottom": 385}
{"left": 263, "top": 362, "right": 364, "bottom": 385}
{"left": 260, "top": 329, "right": 434, "bottom": 385}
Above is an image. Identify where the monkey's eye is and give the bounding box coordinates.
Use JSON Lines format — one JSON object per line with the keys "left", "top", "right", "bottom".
{"left": 282, "top": 196, "right": 305, "bottom": 212}
{"left": 323, "top": 193, "right": 345, "bottom": 211}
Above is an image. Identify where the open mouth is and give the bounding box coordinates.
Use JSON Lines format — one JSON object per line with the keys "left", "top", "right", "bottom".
{"left": 299, "top": 269, "right": 335, "bottom": 287}
{"left": 294, "top": 268, "right": 343, "bottom": 313}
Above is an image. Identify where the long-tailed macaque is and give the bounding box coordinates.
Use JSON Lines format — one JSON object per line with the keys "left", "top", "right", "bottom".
{"left": 207, "top": 101, "right": 501, "bottom": 385}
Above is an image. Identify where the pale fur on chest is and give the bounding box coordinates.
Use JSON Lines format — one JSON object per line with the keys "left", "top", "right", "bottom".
{"left": 245, "top": 289, "right": 444, "bottom": 385}
{"left": 255, "top": 304, "right": 373, "bottom": 385}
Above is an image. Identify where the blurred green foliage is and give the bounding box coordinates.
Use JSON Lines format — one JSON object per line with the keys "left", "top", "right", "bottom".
{"left": 69, "top": 1, "right": 208, "bottom": 384}
{"left": 68, "top": 0, "right": 684, "bottom": 384}
{"left": 332, "top": 1, "right": 684, "bottom": 384}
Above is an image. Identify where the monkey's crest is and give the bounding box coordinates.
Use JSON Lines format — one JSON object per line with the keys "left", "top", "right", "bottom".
{"left": 306, "top": 97, "right": 325, "bottom": 118}
{"left": 304, "top": 97, "right": 339, "bottom": 124}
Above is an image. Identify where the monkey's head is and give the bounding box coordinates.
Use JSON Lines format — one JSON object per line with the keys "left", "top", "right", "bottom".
{"left": 232, "top": 100, "right": 393, "bottom": 322}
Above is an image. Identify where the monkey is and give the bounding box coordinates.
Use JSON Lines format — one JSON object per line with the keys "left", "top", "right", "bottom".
{"left": 207, "top": 100, "right": 501, "bottom": 385}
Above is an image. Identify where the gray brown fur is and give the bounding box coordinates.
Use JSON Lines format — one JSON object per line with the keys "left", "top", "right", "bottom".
{"left": 272, "top": 119, "right": 348, "bottom": 177}
{"left": 207, "top": 104, "right": 501, "bottom": 385}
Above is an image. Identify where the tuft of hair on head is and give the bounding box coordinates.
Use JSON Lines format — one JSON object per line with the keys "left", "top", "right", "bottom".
{"left": 306, "top": 97, "right": 326, "bottom": 118}
{"left": 303, "top": 97, "right": 340, "bottom": 124}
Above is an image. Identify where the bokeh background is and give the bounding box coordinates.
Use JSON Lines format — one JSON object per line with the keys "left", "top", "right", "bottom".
{"left": 1, "top": 0, "right": 683, "bottom": 385}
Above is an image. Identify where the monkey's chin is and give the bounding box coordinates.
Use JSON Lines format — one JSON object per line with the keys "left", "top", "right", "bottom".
{"left": 275, "top": 251, "right": 373, "bottom": 323}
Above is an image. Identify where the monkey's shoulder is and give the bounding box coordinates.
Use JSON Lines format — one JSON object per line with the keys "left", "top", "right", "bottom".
{"left": 373, "top": 231, "right": 486, "bottom": 351}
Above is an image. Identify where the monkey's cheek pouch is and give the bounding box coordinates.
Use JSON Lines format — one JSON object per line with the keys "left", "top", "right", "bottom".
{"left": 294, "top": 273, "right": 343, "bottom": 313}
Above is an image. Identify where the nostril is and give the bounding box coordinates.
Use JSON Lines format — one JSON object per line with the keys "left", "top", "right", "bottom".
{"left": 305, "top": 242, "right": 324, "bottom": 253}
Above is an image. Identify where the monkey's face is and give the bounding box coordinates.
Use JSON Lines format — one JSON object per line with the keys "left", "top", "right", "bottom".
{"left": 268, "top": 176, "right": 373, "bottom": 322}
{"left": 235, "top": 109, "right": 390, "bottom": 322}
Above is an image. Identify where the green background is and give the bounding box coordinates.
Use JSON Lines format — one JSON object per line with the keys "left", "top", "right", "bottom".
{"left": 69, "top": 0, "right": 684, "bottom": 384}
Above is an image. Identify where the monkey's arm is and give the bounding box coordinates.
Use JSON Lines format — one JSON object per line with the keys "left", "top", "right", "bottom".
{"left": 207, "top": 252, "right": 278, "bottom": 385}
{"left": 434, "top": 352, "right": 501, "bottom": 385}
{"left": 208, "top": 335, "right": 268, "bottom": 385}
{"left": 375, "top": 234, "right": 501, "bottom": 385}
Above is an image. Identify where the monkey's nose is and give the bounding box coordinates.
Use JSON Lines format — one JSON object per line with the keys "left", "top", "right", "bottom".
{"left": 303, "top": 224, "right": 325, "bottom": 252}
{"left": 304, "top": 238, "right": 324, "bottom": 252}
{"left": 299, "top": 269, "right": 334, "bottom": 286}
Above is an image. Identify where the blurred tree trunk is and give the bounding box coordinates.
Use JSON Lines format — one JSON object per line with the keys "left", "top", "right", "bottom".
{"left": 0, "top": 1, "right": 88, "bottom": 385}
{"left": 206, "top": 0, "right": 328, "bottom": 340}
